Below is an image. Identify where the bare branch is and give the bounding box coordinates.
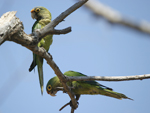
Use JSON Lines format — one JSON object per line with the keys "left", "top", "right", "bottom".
{"left": 60, "top": 101, "right": 76, "bottom": 113}
{"left": 59, "top": 102, "right": 70, "bottom": 111}
{"left": 0, "top": 11, "right": 21, "bottom": 45}
{"left": 71, "top": 108, "right": 75, "bottom": 113}
{"left": 66, "top": 73, "right": 150, "bottom": 82}
{"left": 53, "top": 27, "right": 72, "bottom": 35}
{"left": 51, "top": 0, "right": 89, "bottom": 28}
{"left": 55, "top": 87, "right": 64, "bottom": 91}
{"left": 83, "top": 0, "right": 150, "bottom": 34}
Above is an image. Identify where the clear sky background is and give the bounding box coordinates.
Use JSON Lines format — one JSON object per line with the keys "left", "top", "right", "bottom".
{"left": 0, "top": 0, "right": 150, "bottom": 113}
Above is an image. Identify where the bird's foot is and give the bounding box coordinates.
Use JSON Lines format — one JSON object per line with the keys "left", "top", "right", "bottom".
{"left": 48, "top": 52, "right": 50, "bottom": 55}
{"left": 40, "top": 47, "right": 46, "bottom": 51}
{"left": 69, "top": 100, "right": 79, "bottom": 109}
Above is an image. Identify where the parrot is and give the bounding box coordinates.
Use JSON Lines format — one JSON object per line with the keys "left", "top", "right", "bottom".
{"left": 46, "top": 71, "right": 133, "bottom": 102}
{"left": 29, "top": 6, "right": 53, "bottom": 95}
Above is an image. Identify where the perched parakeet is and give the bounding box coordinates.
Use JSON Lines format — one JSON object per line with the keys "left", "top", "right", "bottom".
{"left": 46, "top": 71, "right": 133, "bottom": 101}
{"left": 29, "top": 6, "right": 53, "bottom": 94}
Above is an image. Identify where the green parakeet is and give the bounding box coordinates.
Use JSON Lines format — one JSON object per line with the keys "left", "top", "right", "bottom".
{"left": 46, "top": 71, "right": 133, "bottom": 101}
{"left": 29, "top": 6, "right": 53, "bottom": 94}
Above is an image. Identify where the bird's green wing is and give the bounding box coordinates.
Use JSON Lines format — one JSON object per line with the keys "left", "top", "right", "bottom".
{"left": 32, "top": 21, "right": 44, "bottom": 94}
{"left": 64, "top": 71, "right": 112, "bottom": 90}
{"left": 64, "top": 71, "right": 132, "bottom": 100}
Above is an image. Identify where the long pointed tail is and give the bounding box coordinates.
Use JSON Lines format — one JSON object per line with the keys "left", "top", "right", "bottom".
{"left": 102, "top": 88, "right": 133, "bottom": 100}
{"left": 37, "top": 56, "right": 44, "bottom": 95}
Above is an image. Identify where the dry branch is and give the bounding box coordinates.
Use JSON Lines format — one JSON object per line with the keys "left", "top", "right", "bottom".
{"left": 84, "top": 0, "right": 150, "bottom": 34}
{"left": 0, "top": 11, "right": 21, "bottom": 45}
{"left": 66, "top": 73, "right": 150, "bottom": 82}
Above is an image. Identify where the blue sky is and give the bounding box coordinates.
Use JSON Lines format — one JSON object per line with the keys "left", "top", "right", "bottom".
{"left": 0, "top": 0, "right": 150, "bottom": 113}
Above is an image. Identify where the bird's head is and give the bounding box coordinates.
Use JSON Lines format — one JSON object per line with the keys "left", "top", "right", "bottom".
{"left": 46, "top": 76, "right": 61, "bottom": 96}
{"left": 31, "top": 6, "right": 51, "bottom": 20}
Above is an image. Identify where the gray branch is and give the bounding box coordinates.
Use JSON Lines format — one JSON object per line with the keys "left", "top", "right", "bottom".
{"left": 66, "top": 73, "right": 150, "bottom": 81}
{"left": 0, "top": 11, "right": 22, "bottom": 45}
{"left": 83, "top": 0, "right": 150, "bottom": 34}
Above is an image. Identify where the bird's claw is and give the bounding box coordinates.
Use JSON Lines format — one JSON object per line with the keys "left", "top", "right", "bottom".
{"left": 48, "top": 52, "right": 50, "bottom": 55}
{"left": 40, "top": 47, "right": 46, "bottom": 51}
{"left": 69, "top": 100, "right": 79, "bottom": 109}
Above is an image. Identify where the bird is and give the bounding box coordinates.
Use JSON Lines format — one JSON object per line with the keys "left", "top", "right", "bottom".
{"left": 29, "top": 6, "right": 53, "bottom": 95}
{"left": 46, "top": 71, "right": 133, "bottom": 102}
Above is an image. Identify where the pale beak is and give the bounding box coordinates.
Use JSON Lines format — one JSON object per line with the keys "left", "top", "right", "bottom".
{"left": 47, "top": 91, "right": 57, "bottom": 96}
{"left": 47, "top": 91, "right": 49, "bottom": 94}
{"left": 31, "top": 11, "right": 36, "bottom": 19}
{"left": 50, "top": 94, "right": 56, "bottom": 96}
{"left": 30, "top": 9, "right": 34, "bottom": 13}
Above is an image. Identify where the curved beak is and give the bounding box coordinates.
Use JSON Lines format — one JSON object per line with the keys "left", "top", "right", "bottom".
{"left": 47, "top": 91, "right": 57, "bottom": 96}
{"left": 31, "top": 9, "right": 35, "bottom": 13}
{"left": 31, "top": 9, "right": 36, "bottom": 19}
{"left": 47, "top": 91, "right": 49, "bottom": 94}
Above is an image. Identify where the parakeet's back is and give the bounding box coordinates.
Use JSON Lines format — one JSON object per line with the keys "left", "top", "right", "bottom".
{"left": 64, "top": 71, "right": 109, "bottom": 95}
{"left": 64, "top": 71, "right": 132, "bottom": 100}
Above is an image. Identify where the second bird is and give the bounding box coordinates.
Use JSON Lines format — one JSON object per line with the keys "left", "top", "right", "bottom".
{"left": 29, "top": 6, "right": 53, "bottom": 94}
{"left": 46, "top": 71, "right": 133, "bottom": 101}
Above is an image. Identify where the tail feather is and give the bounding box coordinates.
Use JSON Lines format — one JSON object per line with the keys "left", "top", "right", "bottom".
{"left": 102, "top": 89, "right": 133, "bottom": 100}
{"left": 38, "top": 65, "right": 44, "bottom": 95}
{"left": 29, "top": 60, "right": 36, "bottom": 72}
{"left": 29, "top": 53, "right": 44, "bottom": 95}
{"left": 37, "top": 56, "right": 44, "bottom": 95}
{"left": 29, "top": 53, "right": 37, "bottom": 72}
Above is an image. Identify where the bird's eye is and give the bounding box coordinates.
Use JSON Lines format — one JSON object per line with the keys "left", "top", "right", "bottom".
{"left": 47, "top": 85, "right": 52, "bottom": 91}
{"left": 35, "top": 8, "right": 40, "bottom": 12}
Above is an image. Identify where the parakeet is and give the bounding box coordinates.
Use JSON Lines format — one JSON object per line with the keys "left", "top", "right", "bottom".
{"left": 29, "top": 6, "right": 53, "bottom": 94}
{"left": 46, "top": 71, "right": 133, "bottom": 101}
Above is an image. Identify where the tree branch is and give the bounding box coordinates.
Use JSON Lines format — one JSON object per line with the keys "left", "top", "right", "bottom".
{"left": 0, "top": 0, "right": 88, "bottom": 111}
{"left": 53, "top": 27, "right": 72, "bottom": 35}
{"left": 71, "top": 108, "right": 75, "bottom": 113}
{"left": 66, "top": 73, "right": 150, "bottom": 81}
{"left": 59, "top": 102, "right": 70, "bottom": 111}
{"left": 83, "top": 0, "right": 150, "bottom": 34}
{"left": 0, "top": 11, "right": 21, "bottom": 45}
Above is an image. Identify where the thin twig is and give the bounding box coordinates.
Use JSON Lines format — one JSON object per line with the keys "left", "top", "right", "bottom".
{"left": 53, "top": 27, "right": 72, "bottom": 35}
{"left": 59, "top": 102, "right": 70, "bottom": 111}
